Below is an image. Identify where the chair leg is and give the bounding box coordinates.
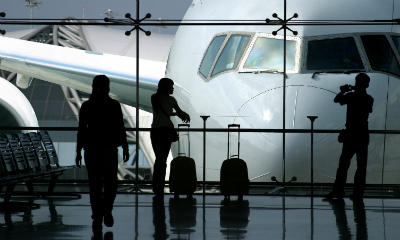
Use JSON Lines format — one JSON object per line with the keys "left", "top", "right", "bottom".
{"left": 48, "top": 175, "right": 59, "bottom": 193}
{"left": 4, "top": 183, "right": 16, "bottom": 203}
{"left": 26, "top": 182, "right": 34, "bottom": 194}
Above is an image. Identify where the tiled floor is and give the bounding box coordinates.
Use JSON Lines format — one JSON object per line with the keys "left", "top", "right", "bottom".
{"left": 1, "top": 193, "right": 400, "bottom": 239}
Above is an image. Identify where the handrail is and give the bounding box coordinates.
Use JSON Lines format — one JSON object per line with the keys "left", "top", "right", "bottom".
{"left": 1, "top": 126, "right": 400, "bottom": 134}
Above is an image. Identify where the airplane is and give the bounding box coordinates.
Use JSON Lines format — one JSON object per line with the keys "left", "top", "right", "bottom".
{"left": 1, "top": 0, "right": 400, "bottom": 185}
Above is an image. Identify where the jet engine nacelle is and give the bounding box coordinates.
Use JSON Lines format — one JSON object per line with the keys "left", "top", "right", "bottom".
{"left": 0, "top": 77, "right": 38, "bottom": 134}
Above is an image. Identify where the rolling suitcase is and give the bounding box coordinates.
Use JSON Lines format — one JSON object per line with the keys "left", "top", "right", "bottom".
{"left": 220, "top": 124, "right": 249, "bottom": 201}
{"left": 169, "top": 124, "right": 197, "bottom": 198}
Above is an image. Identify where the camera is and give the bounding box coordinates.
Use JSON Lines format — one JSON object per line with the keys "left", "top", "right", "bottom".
{"left": 340, "top": 84, "right": 355, "bottom": 92}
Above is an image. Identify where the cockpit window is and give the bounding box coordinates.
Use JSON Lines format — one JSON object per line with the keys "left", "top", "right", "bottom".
{"left": 243, "top": 37, "right": 297, "bottom": 71}
{"left": 307, "top": 38, "right": 363, "bottom": 70}
{"left": 391, "top": 36, "right": 400, "bottom": 55}
{"left": 211, "top": 35, "right": 251, "bottom": 76}
{"left": 361, "top": 35, "right": 400, "bottom": 76}
{"left": 199, "top": 35, "right": 226, "bottom": 78}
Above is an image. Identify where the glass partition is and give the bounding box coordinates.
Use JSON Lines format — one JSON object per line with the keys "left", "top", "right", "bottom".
{"left": 2, "top": 0, "right": 400, "bottom": 195}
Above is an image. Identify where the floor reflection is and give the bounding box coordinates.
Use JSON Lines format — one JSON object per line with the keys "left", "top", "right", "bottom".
{"left": 352, "top": 199, "right": 368, "bottom": 240}
{"left": 92, "top": 230, "right": 114, "bottom": 240}
{"left": 152, "top": 196, "right": 169, "bottom": 240}
{"left": 220, "top": 200, "right": 250, "bottom": 239}
{"left": 0, "top": 198, "right": 86, "bottom": 239}
{"left": 326, "top": 199, "right": 368, "bottom": 240}
{"left": 2, "top": 194, "right": 399, "bottom": 240}
{"left": 168, "top": 197, "right": 197, "bottom": 239}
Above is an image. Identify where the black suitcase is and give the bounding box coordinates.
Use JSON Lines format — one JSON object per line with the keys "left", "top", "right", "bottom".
{"left": 169, "top": 124, "right": 197, "bottom": 198}
{"left": 220, "top": 124, "right": 249, "bottom": 201}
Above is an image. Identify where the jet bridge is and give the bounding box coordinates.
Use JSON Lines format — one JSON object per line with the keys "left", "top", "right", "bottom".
{"left": 0, "top": 17, "right": 156, "bottom": 181}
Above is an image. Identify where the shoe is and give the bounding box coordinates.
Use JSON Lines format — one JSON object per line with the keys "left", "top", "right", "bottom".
{"left": 323, "top": 191, "right": 345, "bottom": 199}
{"left": 92, "top": 215, "right": 103, "bottom": 229}
{"left": 104, "top": 212, "right": 114, "bottom": 227}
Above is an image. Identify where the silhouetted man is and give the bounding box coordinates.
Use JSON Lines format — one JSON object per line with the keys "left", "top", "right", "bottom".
{"left": 75, "top": 75, "right": 129, "bottom": 229}
{"left": 326, "top": 73, "right": 374, "bottom": 199}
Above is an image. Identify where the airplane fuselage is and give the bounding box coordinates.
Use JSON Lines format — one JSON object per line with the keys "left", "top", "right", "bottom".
{"left": 166, "top": 0, "right": 400, "bottom": 184}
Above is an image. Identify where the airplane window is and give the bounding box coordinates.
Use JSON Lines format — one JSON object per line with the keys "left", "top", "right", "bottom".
{"left": 243, "top": 37, "right": 296, "bottom": 71}
{"left": 199, "top": 35, "right": 226, "bottom": 78}
{"left": 361, "top": 35, "right": 400, "bottom": 76}
{"left": 307, "top": 38, "right": 363, "bottom": 70}
{"left": 391, "top": 36, "right": 400, "bottom": 55}
{"left": 212, "top": 35, "right": 251, "bottom": 76}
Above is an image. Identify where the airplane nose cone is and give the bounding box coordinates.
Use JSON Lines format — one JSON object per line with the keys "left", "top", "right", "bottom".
{"left": 234, "top": 86, "right": 345, "bottom": 182}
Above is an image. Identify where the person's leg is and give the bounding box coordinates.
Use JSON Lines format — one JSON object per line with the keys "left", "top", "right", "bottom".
{"left": 102, "top": 151, "right": 118, "bottom": 227}
{"left": 332, "top": 142, "right": 356, "bottom": 195}
{"left": 151, "top": 129, "right": 172, "bottom": 195}
{"left": 353, "top": 143, "right": 368, "bottom": 197}
{"left": 84, "top": 150, "right": 104, "bottom": 225}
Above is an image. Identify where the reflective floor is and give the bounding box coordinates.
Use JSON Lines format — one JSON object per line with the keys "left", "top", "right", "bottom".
{"left": 1, "top": 193, "right": 400, "bottom": 240}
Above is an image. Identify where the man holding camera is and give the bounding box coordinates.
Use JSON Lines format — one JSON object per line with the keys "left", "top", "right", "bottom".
{"left": 325, "top": 73, "right": 374, "bottom": 199}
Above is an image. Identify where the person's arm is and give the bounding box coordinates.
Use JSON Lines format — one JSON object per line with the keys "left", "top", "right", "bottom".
{"left": 173, "top": 102, "right": 190, "bottom": 123}
{"left": 334, "top": 91, "right": 345, "bottom": 103}
{"left": 334, "top": 85, "right": 350, "bottom": 104}
{"left": 117, "top": 102, "right": 130, "bottom": 162}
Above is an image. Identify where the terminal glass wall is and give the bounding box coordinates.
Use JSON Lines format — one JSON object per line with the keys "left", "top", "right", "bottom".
{"left": 2, "top": 0, "right": 400, "bottom": 187}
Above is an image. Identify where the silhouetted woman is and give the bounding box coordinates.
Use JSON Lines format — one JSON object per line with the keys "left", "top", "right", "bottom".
{"left": 76, "top": 75, "right": 129, "bottom": 229}
{"left": 151, "top": 78, "right": 190, "bottom": 196}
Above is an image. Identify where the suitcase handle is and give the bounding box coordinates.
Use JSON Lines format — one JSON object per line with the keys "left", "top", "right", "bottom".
{"left": 227, "top": 124, "right": 240, "bottom": 159}
{"left": 178, "top": 124, "right": 190, "bottom": 158}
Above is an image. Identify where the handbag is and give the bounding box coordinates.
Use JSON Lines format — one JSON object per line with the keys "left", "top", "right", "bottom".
{"left": 159, "top": 106, "right": 179, "bottom": 142}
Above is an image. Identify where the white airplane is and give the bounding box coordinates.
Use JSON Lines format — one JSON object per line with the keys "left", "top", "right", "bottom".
{"left": 1, "top": 0, "right": 400, "bottom": 185}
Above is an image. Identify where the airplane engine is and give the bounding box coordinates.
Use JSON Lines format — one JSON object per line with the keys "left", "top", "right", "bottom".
{"left": 0, "top": 77, "right": 38, "bottom": 135}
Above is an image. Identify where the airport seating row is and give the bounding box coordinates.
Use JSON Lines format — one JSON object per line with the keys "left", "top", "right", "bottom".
{"left": 0, "top": 130, "right": 75, "bottom": 203}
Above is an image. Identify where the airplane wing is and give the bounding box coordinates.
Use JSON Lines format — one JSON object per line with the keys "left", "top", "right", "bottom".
{"left": 0, "top": 36, "right": 166, "bottom": 112}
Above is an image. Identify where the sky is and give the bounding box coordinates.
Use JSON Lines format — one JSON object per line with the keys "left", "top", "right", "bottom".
{"left": 1, "top": 0, "right": 193, "bottom": 34}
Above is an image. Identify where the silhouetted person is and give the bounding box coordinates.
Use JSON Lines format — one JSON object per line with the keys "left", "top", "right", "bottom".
{"left": 75, "top": 75, "right": 129, "bottom": 229}
{"left": 326, "top": 73, "right": 374, "bottom": 199}
{"left": 151, "top": 78, "right": 190, "bottom": 196}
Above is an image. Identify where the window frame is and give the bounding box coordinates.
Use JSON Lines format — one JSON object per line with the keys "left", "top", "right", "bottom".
{"left": 356, "top": 33, "right": 400, "bottom": 78}
{"left": 302, "top": 33, "right": 367, "bottom": 74}
{"left": 238, "top": 33, "right": 301, "bottom": 74}
{"left": 197, "top": 33, "right": 228, "bottom": 80}
{"left": 389, "top": 33, "right": 400, "bottom": 57}
{"left": 197, "top": 31, "right": 255, "bottom": 82}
